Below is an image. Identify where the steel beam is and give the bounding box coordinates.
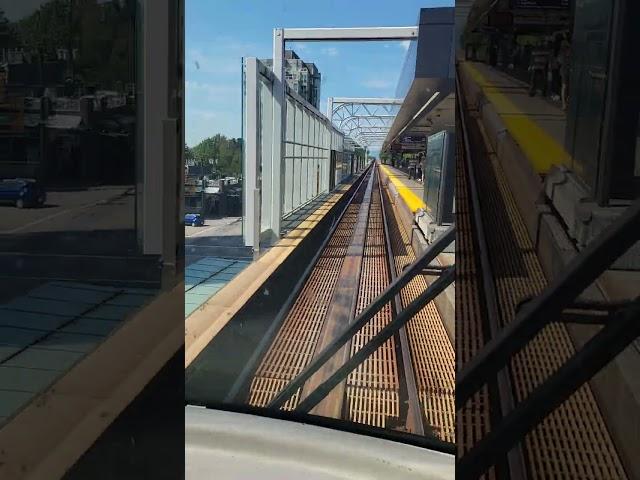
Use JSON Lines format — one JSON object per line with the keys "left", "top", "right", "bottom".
{"left": 283, "top": 27, "right": 417, "bottom": 41}
{"left": 332, "top": 97, "right": 404, "bottom": 105}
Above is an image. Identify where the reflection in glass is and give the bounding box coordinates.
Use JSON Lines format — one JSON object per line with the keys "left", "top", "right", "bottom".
{"left": 0, "top": 0, "right": 139, "bottom": 258}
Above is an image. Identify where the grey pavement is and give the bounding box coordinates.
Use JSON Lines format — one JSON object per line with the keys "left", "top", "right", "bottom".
{"left": 185, "top": 216, "right": 251, "bottom": 264}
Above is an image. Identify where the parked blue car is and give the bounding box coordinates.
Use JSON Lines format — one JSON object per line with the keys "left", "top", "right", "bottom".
{"left": 0, "top": 178, "right": 46, "bottom": 208}
{"left": 185, "top": 213, "right": 204, "bottom": 227}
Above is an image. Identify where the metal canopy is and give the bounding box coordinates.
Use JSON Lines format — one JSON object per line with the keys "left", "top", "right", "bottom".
{"left": 328, "top": 97, "right": 403, "bottom": 148}
{"left": 382, "top": 7, "right": 456, "bottom": 152}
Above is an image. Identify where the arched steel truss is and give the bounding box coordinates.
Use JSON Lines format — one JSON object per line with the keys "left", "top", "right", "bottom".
{"left": 327, "top": 97, "right": 403, "bottom": 148}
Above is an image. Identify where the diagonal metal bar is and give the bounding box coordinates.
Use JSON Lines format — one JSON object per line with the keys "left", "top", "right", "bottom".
{"left": 267, "top": 225, "right": 455, "bottom": 409}
{"left": 456, "top": 199, "right": 640, "bottom": 408}
{"left": 294, "top": 266, "right": 456, "bottom": 414}
{"left": 457, "top": 299, "right": 640, "bottom": 480}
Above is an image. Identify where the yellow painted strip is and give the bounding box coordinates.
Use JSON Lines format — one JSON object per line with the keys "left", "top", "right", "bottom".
{"left": 463, "top": 62, "right": 575, "bottom": 174}
{"left": 379, "top": 164, "right": 426, "bottom": 213}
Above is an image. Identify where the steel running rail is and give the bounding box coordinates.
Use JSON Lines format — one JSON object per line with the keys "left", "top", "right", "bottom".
{"left": 267, "top": 225, "right": 456, "bottom": 412}
{"left": 225, "top": 164, "right": 374, "bottom": 403}
{"left": 377, "top": 168, "right": 426, "bottom": 435}
{"left": 456, "top": 197, "right": 640, "bottom": 479}
{"left": 455, "top": 62, "right": 528, "bottom": 479}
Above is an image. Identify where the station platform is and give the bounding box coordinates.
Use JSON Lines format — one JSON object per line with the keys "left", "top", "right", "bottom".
{"left": 378, "top": 164, "right": 426, "bottom": 214}
{"left": 459, "top": 61, "right": 571, "bottom": 175}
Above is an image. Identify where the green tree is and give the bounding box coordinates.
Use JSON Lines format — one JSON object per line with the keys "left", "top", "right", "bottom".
{"left": 17, "top": 0, "right": 74, "bottom": 62}
{"left": 185, "top": 143, "right": 194, "bottom": 162}
{"left": 191, "top": 134, "right": 242, "bottom": 177}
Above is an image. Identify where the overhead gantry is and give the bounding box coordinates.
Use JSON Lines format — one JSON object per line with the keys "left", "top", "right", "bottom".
{"left": 243, "top": 25, "right": 418, "bottom": 252}
{"left": 327, "top": 97, "right": 403, "bottom": 148}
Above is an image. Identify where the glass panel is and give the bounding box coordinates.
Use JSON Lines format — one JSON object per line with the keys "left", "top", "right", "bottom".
{"left": 0, "top": 0, "right": 140, "bottom": 258}
{"left": 259, "top": 78, "right": 272, "bottom": 231}
{"left": 424, "top": 131, "right": 445, "bottom": 218}
{"left": 565, "top": 0, "right": 614, "bottom": 192}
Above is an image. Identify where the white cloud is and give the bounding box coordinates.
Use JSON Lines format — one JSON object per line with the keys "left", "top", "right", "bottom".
{"left": 186, "top": 81, "right": 239, "bottom": 102}
{"left": 289, "top": 42, "right": 309, "bottom": 52}
{"left": 189, "top": 109, "right": 218, "bottom": 121}
{"left": 361, "top": 79, "right": 394, "bottom": 89}
{"left": 320, "top": 47, "right": 339, "bottom": 57}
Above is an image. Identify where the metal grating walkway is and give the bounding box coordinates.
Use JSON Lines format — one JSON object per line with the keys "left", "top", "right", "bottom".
{"left": 461, "top": 105, "right": 628, "bottom": 478}
{"left": 248, "top": 188, "right": 366, "bottom": 410}
{"left": 247, "top": 165, "right": 455, "bottom": 440}
{"left": 345, "top": 175, "right": 400, "bottom": 428}
{"left": 382, "top": 184, "right": 456, "bottom": 444}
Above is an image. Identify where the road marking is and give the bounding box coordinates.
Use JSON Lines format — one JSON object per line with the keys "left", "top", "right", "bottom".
{"left": 185, "top": 224, "right": 222, "bottom": 238}
{"left": 1, "top": 207, "right": 83, "bottom": 234}
{"left": 185, "top": 218, "right": 242, "bottom": 238}
{"left": 1, "top": 190, "right": 129, "bottom": 235}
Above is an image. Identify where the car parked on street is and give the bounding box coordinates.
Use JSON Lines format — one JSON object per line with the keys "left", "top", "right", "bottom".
{"left": 185, "top": 213, "right": 205, "bottom": 227}
{"left": 0, "top": 178, "right": 46, "bottom": 208}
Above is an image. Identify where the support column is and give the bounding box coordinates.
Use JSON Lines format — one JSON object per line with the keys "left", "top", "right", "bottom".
{"left": 327, "top": 96, "right": 334, "bottom": 121}
{"left": 270, "top": 28, "right": 285, "bottom": 240}
{"left": 242, "top": 57, "right": 260, "bottom": 250}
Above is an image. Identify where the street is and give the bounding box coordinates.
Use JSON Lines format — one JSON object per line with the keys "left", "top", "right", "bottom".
{"left": 185, "top": 216, "right": 251, "bottom": 264}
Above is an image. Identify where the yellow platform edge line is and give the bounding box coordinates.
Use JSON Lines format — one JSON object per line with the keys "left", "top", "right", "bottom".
{"left": 463, "top": 62, "right": 575, "bottom": 174}
{"left": 379, "top": 164, "right": 426, "bottom": 213}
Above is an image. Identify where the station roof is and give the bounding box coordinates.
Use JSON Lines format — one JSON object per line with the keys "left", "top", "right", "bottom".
{"left": 382, "top": 7, "right": 455, "bottom": 152}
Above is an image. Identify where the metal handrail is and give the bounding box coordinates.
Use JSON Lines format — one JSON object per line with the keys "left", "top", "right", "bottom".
{"left": 268, "top": 225, "right": 455, "bottom": 410}
{"left": 294, "top": 266, "right": 455, "bottom": 414}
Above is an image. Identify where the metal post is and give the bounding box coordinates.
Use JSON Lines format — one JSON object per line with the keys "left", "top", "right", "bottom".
{"left": 242, "top": 58, "right": 260, "bottom": 247}
{"left": 271, "top": 28, "right": 285, "bottom": 240}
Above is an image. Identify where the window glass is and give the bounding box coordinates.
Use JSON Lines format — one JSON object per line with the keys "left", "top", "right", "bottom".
{"left": 424, "top": 131, "right": 445, "bottom": 218}
{"left": 0, "top": 0, "right": 140, "bottom": 258}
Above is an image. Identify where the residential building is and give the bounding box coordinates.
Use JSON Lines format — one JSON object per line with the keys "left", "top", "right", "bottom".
{"left": 261, "top": 50, "right": 321, "bottom": 109}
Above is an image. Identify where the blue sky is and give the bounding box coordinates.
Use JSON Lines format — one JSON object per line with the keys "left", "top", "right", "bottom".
{"left": 185, "top": 0, "right": 453, "bottom": 148}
